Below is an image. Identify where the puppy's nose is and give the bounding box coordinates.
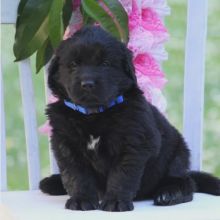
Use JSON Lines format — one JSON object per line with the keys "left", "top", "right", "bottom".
{"left": 81, "top": 80, "right": 95, "bottom": 90}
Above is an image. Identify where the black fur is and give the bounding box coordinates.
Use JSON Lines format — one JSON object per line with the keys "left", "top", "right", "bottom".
{"left": 189, "top": 171, "right": 220, "bottom": 195}
{"left": 39, "top": 174, "right": 66, "bottom": 195}
{"left": 40, "top": 26, "right": 220, "bottom": 211}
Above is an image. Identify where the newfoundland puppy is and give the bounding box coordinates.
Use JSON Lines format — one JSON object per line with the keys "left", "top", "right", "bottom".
{"left": 40, "top": 26, "right": 220, "bottom": 211}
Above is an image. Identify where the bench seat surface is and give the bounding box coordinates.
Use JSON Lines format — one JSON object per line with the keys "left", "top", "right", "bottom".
{"left": 1, "top": 191, "right": 220, "bottom": 220}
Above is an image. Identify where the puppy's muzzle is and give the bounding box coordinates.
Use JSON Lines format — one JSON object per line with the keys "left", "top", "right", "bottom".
{"left": 81, "top": 80, "right": 95, "bottom": 91}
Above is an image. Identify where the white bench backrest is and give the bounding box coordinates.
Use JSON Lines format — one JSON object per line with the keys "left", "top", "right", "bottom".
{"left": 183, "top": 0, "right": 208, "bottom": 171}
{"left": 1, "top": 0, "right": 59, "bottom": 191}
{"left": 0, "top": 0, "right": 208, "bottom": 191}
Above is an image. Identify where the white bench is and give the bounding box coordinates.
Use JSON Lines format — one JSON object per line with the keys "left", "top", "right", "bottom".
{"left": 1, "top": 0, "right": 220, "bottom": 220}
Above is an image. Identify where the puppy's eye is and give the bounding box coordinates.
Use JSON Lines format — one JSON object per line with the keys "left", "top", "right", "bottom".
{"left": 103, "top": 60, "right": 110, "bottom": 66}
{"left": 70, "top": 61, "right": 77, "bottom": 69}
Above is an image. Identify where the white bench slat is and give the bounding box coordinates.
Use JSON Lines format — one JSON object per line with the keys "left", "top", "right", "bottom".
{"left": 1, "top": 0, "right": 20, "bottom": 24}
{"left": 0, "top": 67, "right": 7, "bottom": 191}
{"left": 19, "top": 59, "right": 41, "bottom": 190}
{"left": 183, "top": 0, "right": 208, "bottom": 171}
{"left": 43, "top": 68, "right": 59, "bottom": 174}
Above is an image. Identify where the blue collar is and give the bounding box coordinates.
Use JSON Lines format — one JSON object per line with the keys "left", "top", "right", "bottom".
{"left": 64, "top": 95, "right": 124, "bottom": 115}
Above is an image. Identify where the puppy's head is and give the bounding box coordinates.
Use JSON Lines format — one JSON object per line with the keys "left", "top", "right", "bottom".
{"left": 48, "top": 26, "right": 137, "bottom": 108}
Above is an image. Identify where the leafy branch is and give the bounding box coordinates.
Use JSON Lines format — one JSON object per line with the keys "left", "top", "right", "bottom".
{"left": 14, "top": 0, "right": 128, "bottom": 73}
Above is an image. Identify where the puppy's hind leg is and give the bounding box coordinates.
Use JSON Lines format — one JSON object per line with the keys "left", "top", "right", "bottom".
{"left": 39, "top": 174, "right": 67, "bottom": 195}
{"left": 154, "top": 132, "right": 197, "bottom": 206}
{"left": 154, "top": 176, "right": 195, "bottom": 206}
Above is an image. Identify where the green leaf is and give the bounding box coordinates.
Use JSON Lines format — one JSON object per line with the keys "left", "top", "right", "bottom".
{"left": 49, "top": 0, "right": 65, "bottom": 48}
{"left": 63, "top": 0, "right": 73, "bottom": 30}
{"left": 81, "top": 0, "right": 121, "bottom": 40}
{"left": 101, "top": 0, "right": 128, "bottom": 43}
{"left": 14, "top": 0, "right": 53, "bottom": 61}
{"left": 16, "top": 0, "right": 28, "bottom": 26}
{"left": 80, "top": 4, "right": 95, "bottom": 25}
{"left": 36, "top": 39, "right": 53, "bottom": 73}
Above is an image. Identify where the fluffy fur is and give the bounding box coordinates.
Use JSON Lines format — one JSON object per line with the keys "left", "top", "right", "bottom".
{"left": 40, "top": 26, "right": 220, "bottom": 211}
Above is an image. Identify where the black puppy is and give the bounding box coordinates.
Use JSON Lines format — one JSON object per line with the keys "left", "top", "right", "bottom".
{"left": 40, "top": 26, "right": 220, "bottom": 211}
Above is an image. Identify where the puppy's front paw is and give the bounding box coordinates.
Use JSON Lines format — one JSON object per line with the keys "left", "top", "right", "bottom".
{"left": 65, "top": 197, "right": 99, "bottom": 211}
{"left": 100, "top": 199, "right": 134, "bottom": 212}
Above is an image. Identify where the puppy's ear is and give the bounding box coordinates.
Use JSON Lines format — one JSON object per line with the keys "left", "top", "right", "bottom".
{"left": 123, "top": 48, "right": 137, "bottom": 84}
{"left": 47, "top": 38, "right": 73, "bottom": 99}
{"left": 47, "top": 56, "right": 66, "bottom": 99}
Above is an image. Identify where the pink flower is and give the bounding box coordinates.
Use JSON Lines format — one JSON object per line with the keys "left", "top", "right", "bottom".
{"left": 72, "top": 0, "right": 81, "bottom": 10}
{"left": 141, "top": 0, "right": 170, "bottom": 16}
{"left": 119, "top": 0, "right": 132, "bottom": 14}
{"left": 136, "top": 75, "right": 167, "bottom": 113}
{"left": 38, "top": 95, "right": 58, "bottom": 136}
{"left": 38, "top": 120, "right": 52, "bottom": 136}
{"left": 142, "top": 8, "right": 169, "bottom": 44}
{"left": 63, "top": 7, "right": 83, "bottom": 40}
{"left": 126, "top": 0, "right": 168, "bottom": 112}
{"left": 134, "top": 54, "right": 167, "bottom": 89}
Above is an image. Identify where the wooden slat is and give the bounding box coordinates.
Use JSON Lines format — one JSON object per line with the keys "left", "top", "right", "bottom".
{"left": 19, "top": 59, "right": 41, "bottom": 190}
{"left": 183, "top": 0, "right": 208, "bottom": 171}
{"left": 43, "top": 66, "right": 59, "bottom": 174}
{"left": 1, "top": 0, "right": 20, "bottom": 24}
{"left": 0, "top": 67, "right": 7, "bottom": 191}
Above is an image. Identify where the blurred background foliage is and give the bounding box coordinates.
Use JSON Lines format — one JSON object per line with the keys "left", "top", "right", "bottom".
{"left": 1, "top": 0, "right": 220, "bottom": 190}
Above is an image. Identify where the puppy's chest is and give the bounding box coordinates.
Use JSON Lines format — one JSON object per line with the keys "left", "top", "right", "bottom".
{"left": 60, "top": 114, "right": 121, "bottom": 157}
{"left": 85, "top": 134, "right": 108, "bottom": 156}
{"left": 84, "top": 134, "right": 113, "bottom": 174}
{"left": 86, "top": 135, "right": 100, "bottom": 151}
{"left": 84, "top": 132, "right": 122, "bottom": 169}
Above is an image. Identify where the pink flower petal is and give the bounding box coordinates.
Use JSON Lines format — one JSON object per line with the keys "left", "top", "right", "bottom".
{"left": 73, "top": 0, "right": 81, "bottom": 10}
{"left": 38, "top": 120, "right": 52, "bottom": 136}
{"left": 128, "top": 28, "right": 154, "bottom": 56}
{"left": 119, "top": 0, "right": 132, "bottom": 14}
{"left": 134, "top": 54, "right": 167, "bottom": 89}
{"left": 141, "top": 0, "right": 170, "bottom": 16}
{"left": 63, "top": 7, "right": 83, "bottom": 40}
{"left": 48, "top": 95, "right": 58, "bottom": 104}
